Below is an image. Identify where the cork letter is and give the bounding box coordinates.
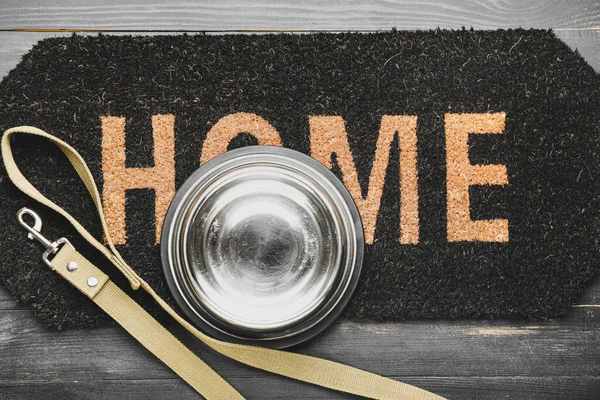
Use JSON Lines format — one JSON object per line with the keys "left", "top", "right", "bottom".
{"left": 445, "top": 112, "right": 508, "bottom": 242}
{"left": 101, "top": 114, "right": 176, "bottom": 245}
{"left": 200, "top": 112, "right": 282, "bottom": 165}
{"left": 309, "top": 116, "right": 419, "bottom": 245}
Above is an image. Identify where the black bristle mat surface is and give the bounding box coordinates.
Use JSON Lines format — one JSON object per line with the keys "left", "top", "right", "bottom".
{"left": 0, "top": 30, "right": 599, "bottom": 329}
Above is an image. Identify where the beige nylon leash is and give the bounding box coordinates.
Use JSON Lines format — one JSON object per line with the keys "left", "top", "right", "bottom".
{"left": 2, "top": 126, "right": 446, "bottom": 400}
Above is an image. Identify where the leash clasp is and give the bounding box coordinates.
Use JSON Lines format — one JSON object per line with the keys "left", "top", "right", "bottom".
{"left": 17, "top": 208, "right": 73, "bottom": 267}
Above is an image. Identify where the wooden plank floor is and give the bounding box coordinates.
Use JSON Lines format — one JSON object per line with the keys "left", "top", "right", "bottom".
{"left": 0, "top": 1, "right": 599, "bottom": 399}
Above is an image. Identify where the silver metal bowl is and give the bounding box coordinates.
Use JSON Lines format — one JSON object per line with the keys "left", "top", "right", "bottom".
{"left": 161, "top": 146, "right": 363, "bottom": 348}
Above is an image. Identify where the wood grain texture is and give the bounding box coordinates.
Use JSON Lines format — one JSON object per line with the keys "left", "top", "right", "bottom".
{"left": 0, "top": 307, "right": 599, "bottom": 399}
{"left": 1, "top": 377, "right": 599, "bottom": 400}
{"left": 0, "top": 0, "right": 599, "bottom": 31}
{"left": 0, "top": 1, "right": 599, "bottom": 398}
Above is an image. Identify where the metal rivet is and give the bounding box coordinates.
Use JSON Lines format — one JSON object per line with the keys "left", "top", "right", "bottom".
{"left": 67, "top": 261, "right": 78, "bottom": 272}
{"left": 87, "top": 277, "right": 98, "bottom": 287}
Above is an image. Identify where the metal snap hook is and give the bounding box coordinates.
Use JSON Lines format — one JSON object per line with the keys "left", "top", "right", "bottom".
{"left": 17, "top": 208, "right": 52, "bottom": 248}
{"left": 17, "top": 208, "right": 73, "bottom": 267}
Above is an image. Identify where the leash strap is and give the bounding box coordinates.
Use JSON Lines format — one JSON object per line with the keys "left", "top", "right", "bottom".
{"left": 2, "top": 126, "right": 445, "bottom": 400}
{"left": 49, "top": 245, "right": 241, "bottom": 400}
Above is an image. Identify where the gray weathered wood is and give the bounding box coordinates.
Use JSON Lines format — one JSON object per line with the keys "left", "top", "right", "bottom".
{"left": 0, "top": 1, "right": 599, "bottom": 398}
{"left": 1, "top": 377, "right": 599, "bottom": 400}
{"left": 1, "top": 307, "right": 598, "bottom": 380}
{"left": 0, "top": 307, "right": 599, "bottom": 399}
{"left": 0, "top": 0, "right": 599, "bottom": 31}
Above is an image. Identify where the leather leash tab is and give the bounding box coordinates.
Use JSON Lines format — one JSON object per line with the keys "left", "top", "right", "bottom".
{"left": 52, "top": 244, "right": 244, "bottom": 400}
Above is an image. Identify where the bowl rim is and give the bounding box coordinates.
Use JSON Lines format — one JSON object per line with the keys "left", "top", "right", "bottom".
{"left": 160, "top": 145, "right": 364, "bottom": 349}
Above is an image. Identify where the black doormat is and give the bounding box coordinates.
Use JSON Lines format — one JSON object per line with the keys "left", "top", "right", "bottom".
{"left": 0, "top": 30, "right": 599, "bottom": 330}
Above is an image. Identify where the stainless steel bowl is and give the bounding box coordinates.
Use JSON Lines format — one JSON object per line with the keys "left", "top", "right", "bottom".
{"left": 161, "top": 146, "right": 363, "bottom": 348}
